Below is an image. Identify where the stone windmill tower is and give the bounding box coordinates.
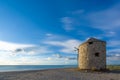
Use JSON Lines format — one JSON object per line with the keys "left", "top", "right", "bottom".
{"left": 78, "top": 37, "right": 106, "bottom": 70}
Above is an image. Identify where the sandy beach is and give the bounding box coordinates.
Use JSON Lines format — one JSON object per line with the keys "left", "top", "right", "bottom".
{"left": 0, "top": 68, "right": 119, "bottom": 80}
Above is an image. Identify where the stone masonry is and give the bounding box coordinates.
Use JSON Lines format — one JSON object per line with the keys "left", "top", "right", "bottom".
{"left": 78, "top": 38, "right": 106, "bottom": 70}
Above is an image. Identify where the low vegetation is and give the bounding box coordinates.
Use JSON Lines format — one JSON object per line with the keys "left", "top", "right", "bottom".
{"left": 107, "top": 65, "right": 120, "bottom": 70}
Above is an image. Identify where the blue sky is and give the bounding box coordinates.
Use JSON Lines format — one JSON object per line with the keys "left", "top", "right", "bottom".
{"left": 0, "top": 0, "right": 120, "bottom": 65}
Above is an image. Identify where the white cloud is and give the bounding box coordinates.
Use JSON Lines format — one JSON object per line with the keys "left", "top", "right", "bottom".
{"left": 0, "top": 40, "right": 54, "bottom": 65}
{"left": 26, "top": 46, "right": 53, "bottom": 54}
{"left": 44, "top": 39, "right": 82, "bottom": 54}
{"left": 115, "top": 54, "right": 120, "bottom": 57}
{"left": 107, "top": 48, "right": 120, "bottom": 61}
{"left": 13, "top": 46, "right": 53, "bottom": 56}
{"left": 107, "top": 56, "right": 120, "bottom": 61}
{"left": 2, "top": 57, "right": 46, "bottom": 65}
{"left": 0, "top": 40, "right": 35, "bottom": 51}
{"left": 107, "top": 48, "right": 120, "bottom": 58}
{"left": 45, "top": 53, "right": 77, "bottom": 65}
{"left": 0, "top": 40, "right": 53, "bottom": 55}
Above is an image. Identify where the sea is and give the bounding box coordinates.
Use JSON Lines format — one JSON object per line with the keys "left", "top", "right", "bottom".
{"left": 0, "top": 65, "right": 77, "bottom": 72}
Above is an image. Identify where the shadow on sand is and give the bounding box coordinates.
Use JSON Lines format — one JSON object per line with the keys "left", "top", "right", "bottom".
{"left": 105, "top": 70, "right": 120, "bottom": 73}
{"left": 75, "top": 68, "right": 120, "bottom": 74}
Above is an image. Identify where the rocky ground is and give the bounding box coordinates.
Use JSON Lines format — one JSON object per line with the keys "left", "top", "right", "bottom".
{"left": 0, "top": 68, "right": 119, "bottom": 80}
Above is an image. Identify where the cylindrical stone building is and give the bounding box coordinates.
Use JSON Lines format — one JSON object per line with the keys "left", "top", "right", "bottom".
{"left": 78, "top": 37, "right": 106, "bottom": 70}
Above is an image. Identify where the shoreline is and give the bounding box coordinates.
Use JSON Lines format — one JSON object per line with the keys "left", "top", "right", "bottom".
{"left": 0, "top": 68, "right": 119, "bottom": 80}
{"left": 0, "top": 67, "right": 74, "bottom": 73}
{"left": 0, "top": 65, "right": 77, "bottom": 72}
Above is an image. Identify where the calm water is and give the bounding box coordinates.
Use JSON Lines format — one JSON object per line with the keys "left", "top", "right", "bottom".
{"left": 0, "top": 65, "right": 77, "bottom": 72}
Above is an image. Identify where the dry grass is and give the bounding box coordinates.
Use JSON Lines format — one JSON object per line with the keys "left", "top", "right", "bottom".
{"left": 107, "top": 65, "right": 120, "bottom": 70}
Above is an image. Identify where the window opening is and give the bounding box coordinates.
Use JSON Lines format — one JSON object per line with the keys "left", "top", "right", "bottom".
{"left": 95, "top": 52, "right": 100, "bottom": 57}
{"left": 88, "top": 42, "right": 93, "bottom": 44}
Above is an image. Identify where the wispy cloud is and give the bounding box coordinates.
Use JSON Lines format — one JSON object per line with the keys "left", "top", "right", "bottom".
{"left": 0, "top": 55, "right": 46, "bottom": 65}
{"left": 87, "top": 4, "right": 120, "bottom": 30}
{"left": 53, "top": 53, "right": 63, "bottom": 58}
{"left": 0, "top": 40, "right": 53, "bottom": 55}
{"left": 60, "top": 3, "right": 120, "bottom": 39}
{"left": 61, "top": 17, "right": 75, "bottom": 31}
{"left": 0, "top": 34, "right": 80, "bottom": 65}
{"left": 13, "top": 46, "right": 53, "bottom": 55}
{"left": 107, "top": 48, "right": 120, "bottom": 63}
{"left": 45, "top": 53, "right": 77, "bottom": 65}
{"left": 107, "top": 48, "right": 120, "bottom": 54}
{"left": 0, "top": 40, "right": 35, "bottom": 52}
{"left": 45, "top": 33, "right": 68, "bottom": 41}
{"left": 44, "top": 39, "right": 81, "bottom": 54}
{"left": 0, "top": 40, "right": 54, "bottom": 65}
{"left": 107, "top": 55, "right": 120, "bottom": 61}
{"left": 45, "top": 33, "right": 53, "bottom": 37}
{"left": 71, "top": 9, "right": 84, "bottom": 15}
{"left": 104, "top": 31, "right": 116, "bottom": 37}
{"left": 65, "top": 57, "right": 77, "bottom": 60}
{"left": 107, "top": 40, "right": 120, "bottom": 48}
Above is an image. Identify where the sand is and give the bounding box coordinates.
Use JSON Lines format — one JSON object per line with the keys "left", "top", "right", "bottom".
{"left": 0, "top": 68, "right": 119, "bottom": 80}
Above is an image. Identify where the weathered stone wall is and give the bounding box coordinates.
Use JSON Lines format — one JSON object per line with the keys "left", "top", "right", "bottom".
{"left": 78, "top": 40, "right": 106, "bottom": 70}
